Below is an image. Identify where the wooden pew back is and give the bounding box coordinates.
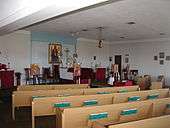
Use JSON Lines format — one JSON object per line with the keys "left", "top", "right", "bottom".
{"left": 30, "top": 88, "right": 168, "bottom": 128}
{"left": 152, "top": 97, "right": 170, "bottom": 117}
{"left": 32, "top": 88, "right": 169, "bottom": 117}
{"left": 83, "top": 86, "right": 139, "bottom": 95}
{"left": 93, "top": 97, "right": 170, "bottom": 128}
{"left": 32, "top": 94, "right": 113, "bottom": 116}
{"left": 17, "top": 84, "right": 89, "bottom": 91}
{"left": 150, "top": 82, "right": 162, "bottom": 90}
{"left": 12, "top": 85, "right": 139, "bottom": 121}
{"left": 108, "top": 115, "right": 170, "bottom": 128}
{"left": 59, "top": 101, "right": 152, "bottom": 128}
{"left": 59, "top": 97, "right": 170, "bottom": 128}
{"left": 113, "top": 89, "right": 169, "bottom": 103}
{"left": 13, "top": 85, "right": 139, "bottom": 107}
{"left": 13, "top": 89, "right": 84, "bottom": 107}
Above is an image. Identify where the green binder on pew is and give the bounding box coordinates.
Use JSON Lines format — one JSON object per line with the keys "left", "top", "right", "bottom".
{"left": 128, "top": 96, "right": 141, "bottom": 102}
{"left": 96, "top": 92, "right": 112, "bottom": 94}
{"left": 89, "top": 112, "right": 108, "bottom": 120}
{"left": 120, "top": 108, "right": 138, "bottom": 116}
{"left": 54, "top": 102, "right": 71, "bottom": 108}
{"left": 83, "top": 100, "right": 98, "bottom": 106}
{"left": 147, "top": 94, "right": 159, "bottom": 100}
{"left": 118, "top": 89, "right": 128, "bottom": 93}
{"left": 167, "top": 103, "right": 170, "bottom": 109}
{"left": 32, "top": 96, "right": 46, "bottom": 99}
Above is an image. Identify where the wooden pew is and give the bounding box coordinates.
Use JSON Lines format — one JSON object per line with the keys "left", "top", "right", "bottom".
{"left": 150, "top": 82, "right": 162, "bottom": 90}
{"left": 12, "top": 89, "right": 84, "bottom": 120}
{"left": 93, "top": 97, "right": 170, "bottom": 128}
{"left": 13, "top": 85, "right": 139, "bottom": 109}
{"left": 17, "top": 84, "right": 89, "bottom": 91}
{"left": 12, "top": 86, "right": 139, "bottom": 120}
{"left": 30, "top": 88, "right": 169, "bottom": 128}
{"left": 83, "top": 86, "right": 139, "bottom": 95}
{"left": 151, "top": 97, "right": 170, "bottom": 117}
{"left": 32, "top": 88, "right": 169, "bottom": 119}
{"left": 56, "top": 97, "right": 170, "bottom": 128}
{"left": 107, "top": 115, "right": 170, "bottom": 128}
{"left": 32, "top": 94, "right": 113, "bottom": 128}
{"left": 113, "top": 88, "right": 169, "bottom": 103}
{"left": 56, "top": 100, "right": 152, "bottom": 128}
{"left": 31, "top": 88, "right": 169, "bottom": 128}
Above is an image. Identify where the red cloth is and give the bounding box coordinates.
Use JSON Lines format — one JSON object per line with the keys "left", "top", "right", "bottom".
{"left": 114, "top": 81, "right": 125, "bottom": 86}
{"left": 125, "top": 80, "right": 133, "bottom": 86}
{"left": 95, "top": 68, "right": 106, "bottom": 81}
{"left": 0, "top": 70, "right": 14, "bottom": 89}
{"left": 80, "top": 79, "right": 89, "bottom": 84}
{"left": 115, "top": 80, "right": 133, "bottom": 86}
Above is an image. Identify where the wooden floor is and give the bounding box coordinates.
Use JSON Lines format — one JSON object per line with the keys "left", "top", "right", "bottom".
{"left": 0, "top": 90, "right": 56, "bottom": 128}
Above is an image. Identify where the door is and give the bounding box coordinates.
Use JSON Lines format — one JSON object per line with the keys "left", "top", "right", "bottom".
{"left": 115, "top": 55, "right": 122, "bottom": 79}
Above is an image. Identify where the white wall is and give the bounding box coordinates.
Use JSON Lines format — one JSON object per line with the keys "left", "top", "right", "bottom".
{"left": 1, "top": 31, "right": 170, "bottom": 85}
{"left": 31, "top": 41, "right": 75, "bottom": 67}
{"left": 110, "top": 38, "right": 170, "bottom": 85}
{"left": 0, "top": 31, "right": 31, "bottom": 72}
{"left": 77, "top": 37, "right": 170, "bottom": 85}
{"left": 77, "top": 38, "right": 112, "bottom": 68}
{"left": 0, "top": 30, "right": 31, "bottom": 84}
{"left": 0, "top": 30, "right": 76, "bottom": 84}
{"left": 31, "top": 41, "right": 74, "bottom": 79}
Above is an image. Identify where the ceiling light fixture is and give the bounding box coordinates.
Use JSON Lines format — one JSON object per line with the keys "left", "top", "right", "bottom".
{"left": 82, "top": 29, "right": 88, "bottom": 32}
{"left": 96, "top": 27, "right": 104, "bottom": 48}
{"left": 160, "top": 33, "right": 165, "bottom": 35}
{"left": 127, "top": 21, "right": 136, "bottom": 25}
{"left": 120, "top": 36, "right": 125, "bottom": 39}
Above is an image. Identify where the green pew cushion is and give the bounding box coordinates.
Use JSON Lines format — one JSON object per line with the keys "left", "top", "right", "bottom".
{"left": 96, "top": 92, "right": 112, "bottom": 94}
{"left": 32, "top": 96, "right": 46, "bottom": 99}
{"left": 118, "top": 89, "right": 128, "bottom": 93}
{"left": 147, "top": 94, "right": 159, "bottom": 99}
{"left": 83, "top": 100, "right": 98, "bottom": 106}
{"left": 128, "top": 96, "right": 141, "bottom": 102}
{"left": 167, "top": 103, "right": 170, "bottom": 109}
{"left": 54, "top": 102, "right": 71, "bottom": 108}
{"left": 89, "top": 112, "right": 108, "bottom": 120}
{"left": 120, "top": 108, "right": 138, "bottom": 116}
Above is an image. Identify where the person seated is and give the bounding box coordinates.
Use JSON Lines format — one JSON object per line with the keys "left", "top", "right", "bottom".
{"left": 108, "top": 74, "right": 115, "bottom": 85}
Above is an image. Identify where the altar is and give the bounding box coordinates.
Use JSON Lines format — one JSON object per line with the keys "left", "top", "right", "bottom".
{"left": 67, "top": 67, "right": 106, "bottom": 84}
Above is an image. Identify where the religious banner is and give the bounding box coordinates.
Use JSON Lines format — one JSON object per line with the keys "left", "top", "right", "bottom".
{"left": 111, "top": 64, "right": 119, "bottom": 73}
{"left": 30, "top": 64, "right": 40, "bottom": 76}
{"left": 48, "top": 43, "right": 62, "bottom": 64}
{"left": 73, "top": 63, "right": 81, "bottom": 77}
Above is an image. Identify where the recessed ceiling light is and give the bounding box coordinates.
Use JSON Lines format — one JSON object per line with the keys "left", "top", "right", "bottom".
{"left": 160, "top": 33, "right": 165, "bottom": 35}
{"left": 127, "top": 22, "right": 136, "bottom": 25}
{"left": 82, "top": 29, "right": 88, "bottom": 32}
{"left": 120, "top": 36, "right": 125, "bottom": 39}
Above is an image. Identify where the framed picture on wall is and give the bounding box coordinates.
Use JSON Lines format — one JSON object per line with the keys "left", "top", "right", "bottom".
{"left": 159, "top": 52, "right": 165, "bottom": 59}
{"left": 166, "top": 56, "right": 170, "bottom": 61}
{"left": 154, "top": 56, "right": 158, "bottom": 61}
{"left": 109, "top": 56, "right": 112, "bottom": 62}
{"left": 160, "top": 60, "right": 164, "bottom": 65}
{"left": 125, "top": 57, "right": 129, "bottom": 63}
{"left": 48, "top": 43, "right": 62, "bottom": 64}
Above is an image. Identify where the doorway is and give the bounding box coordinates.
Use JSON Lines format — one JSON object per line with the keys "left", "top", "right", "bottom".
{"left": 115, "top": 55, "right": 122, "bottom": 79}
